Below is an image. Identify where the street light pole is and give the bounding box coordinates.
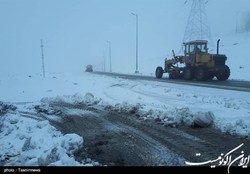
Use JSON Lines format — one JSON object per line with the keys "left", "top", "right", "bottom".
{"left": 131, "top": 13, "right": 139, "bottom": 73}
{"left": 103, "top": 51, "right": 106, "bottom": 72}
{"left": 40, "top": 39, "right": 45, "bottom": 78}
{"left": 107, "top": 41, "right": 112, "bottom": 72}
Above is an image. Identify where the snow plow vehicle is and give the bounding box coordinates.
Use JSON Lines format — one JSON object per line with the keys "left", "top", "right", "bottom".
{"left": 85, "top": 65, "right": 93, "bottom": 72}
{"left": 155, "top": 39, "right": 230, "bottom": 81}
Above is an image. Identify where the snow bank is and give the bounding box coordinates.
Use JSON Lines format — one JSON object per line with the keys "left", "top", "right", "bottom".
{"left": 23, "top": 70, "right": 249, "bottom": 140}
{"left": 44, "top": 91, "right": 250, "bottom": 139}
{"left": 104, "top": 102, "right": 142, "bottom": 115}
{"left": 140, "top": 107, "right": 214, "bottom": 128}
{"left": 0, "top": 102, "right": 17, "bottom": 116}
{"left": 41, "top": 93, "right": 103, "bottom": 106}
{"left": 214, "top": 118, "right": 250, "bottom": 138}
{"left": 0, "top": 101, "right": 98, "bottom": 166}
{"left": 33, "top": 103, "right": 62, "bottom": 115}
{"left": 42, "top": 93, "right": 214, "bottom": 129}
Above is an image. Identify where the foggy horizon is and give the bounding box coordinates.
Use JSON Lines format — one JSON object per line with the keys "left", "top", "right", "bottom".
{"left": 1, "top": 0, "right": 250, "bottom": 76}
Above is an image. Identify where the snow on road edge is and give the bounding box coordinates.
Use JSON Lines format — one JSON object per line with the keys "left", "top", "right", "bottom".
{"left": 0, "top": 102, "right": 99, "bottom": 166}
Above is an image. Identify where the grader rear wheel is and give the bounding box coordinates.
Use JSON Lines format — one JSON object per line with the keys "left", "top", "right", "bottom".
{"left": 169, "top": 71, "right": 181, "bottom": 79}
{"left": 195, "top": 66, "right": 208, "bottom": 81}
{"left": 216, "top": 65, "right": 230, "bottom": 81}
{"left": 183, "top": 67, "right": 194, "bottom": 80}
{"left": 207, "top": 72, "right": 215, "bottom": 80}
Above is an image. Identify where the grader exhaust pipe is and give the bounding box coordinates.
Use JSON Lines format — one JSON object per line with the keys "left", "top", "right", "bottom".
{"left": 217, "top": 39, "right": 220, "bottom": 55}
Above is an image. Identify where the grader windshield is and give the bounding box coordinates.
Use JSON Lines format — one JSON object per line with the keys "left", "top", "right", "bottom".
{"left": 184, "top": 40, "right": 208, "bottom": 56}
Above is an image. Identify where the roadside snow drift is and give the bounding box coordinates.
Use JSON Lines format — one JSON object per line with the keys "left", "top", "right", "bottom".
{"left": 0, "top": 101, "right": 98, "bottom": 166}
{"left": 38, "top": 93, "right": 215, "bottom": 128}
{"left": 1, "top": 71, "right": 250, "bottom": 166}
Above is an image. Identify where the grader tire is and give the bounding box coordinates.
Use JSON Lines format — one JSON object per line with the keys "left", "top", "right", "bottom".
{"left": 216, "top": 65, "right": 230, "bottom": 81}
{"left": 195, "top": 66, "right": 208, "bottom": 81}
{"left": 155, "top": 66, "right": 164, "bottom": 79}
{"left": 183, "top": 68, "right": 194, "bottom": 80}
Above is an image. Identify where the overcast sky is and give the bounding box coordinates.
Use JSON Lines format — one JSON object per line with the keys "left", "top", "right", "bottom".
{"left": 0, "top": 0, "right": 249, "bottom": 76}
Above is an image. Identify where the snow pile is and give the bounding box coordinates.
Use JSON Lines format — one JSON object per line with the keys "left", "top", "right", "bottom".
{"left": 104, "top": 102, "right": 142, "bottom": 115}
{"left": 37, "top": 133, "right": 83, "bottom": 166}
{"left": 141, "top": 107, "right": 214, "bottom": 128}
{"left": 215, "top": 118, "right": 250, "bottom": 138}
{"left": 33, "top": 103, "right": 62, "bottom": 115}
{"left": 41, "top": 93, "right": 103, "bottom": 106}
{"left": 0, "top": 104, "right": 98, "bottom": 166}
{"left": 101, "top": 100, "right": 214, "bottom": 128}
{"left": 42, "top": 93, "right": 214, "bottom": 129}
{"left": 0, "top": 101, "right": 17, "bottom": 116}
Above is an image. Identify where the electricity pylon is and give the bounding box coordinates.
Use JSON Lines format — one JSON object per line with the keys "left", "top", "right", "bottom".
{"left": 182, "top": 0, "right": 212, "bottom": 44}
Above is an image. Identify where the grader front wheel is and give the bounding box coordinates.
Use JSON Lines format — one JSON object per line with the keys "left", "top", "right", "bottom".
{"left": 155, "top": 66, "right": 164, "bottom": 79}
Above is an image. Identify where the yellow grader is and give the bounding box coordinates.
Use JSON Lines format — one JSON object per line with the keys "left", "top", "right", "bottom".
{"left": 155, "top": 40, "right": 230, "bottom": 81}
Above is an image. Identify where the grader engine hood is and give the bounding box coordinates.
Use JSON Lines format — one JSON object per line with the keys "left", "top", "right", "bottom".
{"left": 211, "top": 54, "right": 227, "bottom": 66}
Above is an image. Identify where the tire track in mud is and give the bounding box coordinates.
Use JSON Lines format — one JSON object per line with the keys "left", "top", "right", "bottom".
{"left": 104, "top": 81, "right": 182, "bottom": 105}
{"left": 41, "top": 102, "right": 250, "bottom": 166}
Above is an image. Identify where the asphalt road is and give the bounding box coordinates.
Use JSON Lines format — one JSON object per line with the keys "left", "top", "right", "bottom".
{"left": 93, "top": 72, "right": 250, "bottom": 92}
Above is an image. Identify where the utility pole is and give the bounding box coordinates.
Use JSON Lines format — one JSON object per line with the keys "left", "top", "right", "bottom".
{"left": 107, "top": 41, "right": 112, "bottom": 72}
{"left": 40, "top": 39, "right": 45, "bottom": 78}
{"left": 131, "top": 12, "right": 139, "bottom": 73}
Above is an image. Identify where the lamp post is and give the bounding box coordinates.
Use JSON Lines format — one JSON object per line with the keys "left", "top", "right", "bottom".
{"left": 131, "top": 13, "right": 139, "bottom": 73}
{"left": 107, "top": 41, "right": 112, "bottom": 72}
{"left": 103, "top": 51, "right": 106, "bottom": 72}
{"left": 40, "top": 39, "right": 45, "bottom": 78}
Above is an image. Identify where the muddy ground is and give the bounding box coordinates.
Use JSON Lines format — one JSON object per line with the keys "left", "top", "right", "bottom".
{"left": 29, "top": 101, "right": 250, "bottom": 167}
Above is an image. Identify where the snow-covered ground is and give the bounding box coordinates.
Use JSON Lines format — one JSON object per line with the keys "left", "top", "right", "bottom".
{"left": 0, "top": 100, "right": 99, "bottom": 166}
{"left": 1, "top": 0, "right": 250, "bottom": 167}
{"left": 1, "top": 69, "right": 250, "bottom": 166}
